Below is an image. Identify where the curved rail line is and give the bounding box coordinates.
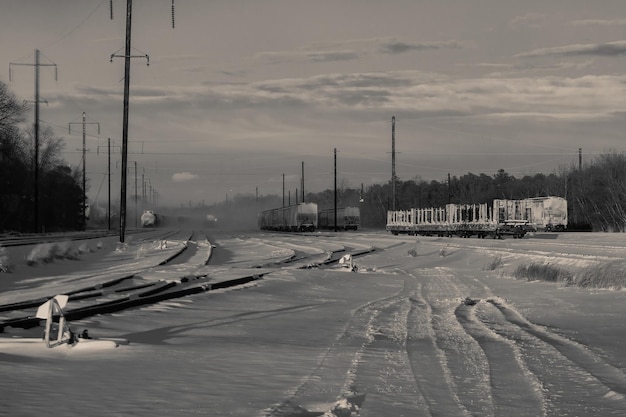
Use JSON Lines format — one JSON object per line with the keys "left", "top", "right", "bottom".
{"left": 0, "top": 231, "right": 376, "bottom": 333}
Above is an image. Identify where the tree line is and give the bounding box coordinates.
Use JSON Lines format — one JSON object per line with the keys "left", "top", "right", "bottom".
{"left": 318, "top": 159, "right": 625, "bottom": 232}
{"left": 0, "top": 81, "right": 84, "bottom": 233}
{"left": 206, "top": 157, "right": 626, "bottom": 233}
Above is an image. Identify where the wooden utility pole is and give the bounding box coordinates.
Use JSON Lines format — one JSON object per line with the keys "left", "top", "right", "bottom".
{"left": 108, "top": 138, "right": 111, "bottom": 230}
{"left": 448, "top": 173, "right": 451, "bottom": 204}
{"left": 110, "top": 0, "right": 152, "bottom": 242}
{"left": 392, "top": 116, "right": 396, "bottom": 211}
{"left": 134, "top": 161, "right": 138, "bottom": 228}
{"left": 579, "top": 148, "right": 582, "bottom": 171}
{"left": 334, "top": 148, "right": 338, "bottom": 232}
{"left": 301, "top": 161, "right": 305, "bottom": 202}
{"left": 120, "top": 0, "right": 132, "bottom": 242}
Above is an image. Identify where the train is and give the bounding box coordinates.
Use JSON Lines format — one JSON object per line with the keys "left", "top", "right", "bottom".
{"left": 258, "top": 203, "right": 318, "bottom": 232}
{"left": 258, "top": 204, "right": 361, "bottom": 232}
{"left": 140, "top": 210, "right": 160, "bottom": 227}
{"left": 205, "top": 214, "right": 218, "bottom": 227}
{"left": 493, "top": 197, "right": 567, "bottom": 232}
{"left": 318, "top": 207, "right": 360, "bottom": 230}
{"left": 386, "top": 196, "right": 567, "bottom": 238}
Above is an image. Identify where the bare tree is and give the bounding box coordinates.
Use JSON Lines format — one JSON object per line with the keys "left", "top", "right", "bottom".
{"left": 0, "top": 81, "right": 28, "bottom": 133}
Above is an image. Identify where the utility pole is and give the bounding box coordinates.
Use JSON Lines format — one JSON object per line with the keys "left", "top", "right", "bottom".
{"left": 69, "top": 112, "right": 100, "bottom": 230}
{"left": 579, "top": 148, "right": 582, "bottom": 171}
{"left": 391, "top": 115, "right": 396, "bottom": 212}
{"left": 9, "top": 49, "right": 57, "bottom": 233}
{"left": 334, "top": 148, "right": 338, "bottom": 232}
{"left": 98, "top": 138, "right": 119, "bottom": 230}
{"left": 301, "top": 161, "right": 305, "bottom": 203}
{"left": 141, "top": 167, "right": 145, "bottom": 208}
{"left": 110, "top": 0, "right": 151, "bottom": 243}
{"left": 448, "top": 173, "right": 451, "bottom": 204}
{"left": 108, "top": 138, "right": 111, "bottom": 230}
{"left": 134, "top": 161, "right": 138, "bottom": 228}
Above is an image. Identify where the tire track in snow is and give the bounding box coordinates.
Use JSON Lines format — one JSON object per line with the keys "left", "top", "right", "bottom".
{"left": 479, "top": 298, "right": 626, "bottom": 416}
{"left": 455, "top": 302, "right": 545, "bottom": 416}
{"left": 261, "top": 282, "right": 414, "bottom": 416}
{"left": 353, "top": 277, "right": 428, "bottom": 416}
{"left": 408, "top": 268, "right": 484, "bottom": 417}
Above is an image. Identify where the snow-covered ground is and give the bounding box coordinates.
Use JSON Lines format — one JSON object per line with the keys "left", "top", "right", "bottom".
{"left": 1, "top": 231, "right": 625, "bottom": 416}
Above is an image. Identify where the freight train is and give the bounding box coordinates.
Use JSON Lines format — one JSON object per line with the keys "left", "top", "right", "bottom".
{"left": 140, "top": 210, "right": 160, "bottom": 227}
{"left": 258, "top": 204, "right": 361, "bottom": 232}
{"left": 386, "top": 196, "right": 567, "bottom": 238}
{"left": 258, "top": 203, "right": 318, "bottom": 232}
{"left": 318, "top": 207, "right": 360, "bottom": 230}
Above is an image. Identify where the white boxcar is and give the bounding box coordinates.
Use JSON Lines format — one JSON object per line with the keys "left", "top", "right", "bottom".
{"left": 493, "top": 196, "right": 567, "bottom": 231}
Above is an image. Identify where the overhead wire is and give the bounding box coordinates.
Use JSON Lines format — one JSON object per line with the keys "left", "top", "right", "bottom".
{"left": 40, "top": 0, "right": 108, "bottom": 52}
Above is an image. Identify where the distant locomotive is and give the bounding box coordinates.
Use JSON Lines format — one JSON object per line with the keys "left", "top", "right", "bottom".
{"left": 386, "top": 196, "right": 567, "bottom": 238}
{"left": 205, "top": 214, "right": 218, "bottom": 227}
{"left": 318, "top": 207, "right": 360, "bottom": 230}
{"left": 140, "top": 210, "right": 160, "bottom": 227}
{"left": 258, "top": 203, "right": 318, "bottom": 232}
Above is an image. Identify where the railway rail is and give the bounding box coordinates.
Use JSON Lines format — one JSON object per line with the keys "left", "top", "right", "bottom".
{"left": 0, "top": 229, "right": 162, "bottom": 248}
{"left": 0, "top": 230, "right": 374, "bottom": 333}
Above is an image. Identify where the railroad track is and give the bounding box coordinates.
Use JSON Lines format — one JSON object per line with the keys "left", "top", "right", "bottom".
{"left": 0, "top": 229, "right": 155, "bottom": 248}
{"left": 0, "top": 230, "right": 376, "bottom": 333}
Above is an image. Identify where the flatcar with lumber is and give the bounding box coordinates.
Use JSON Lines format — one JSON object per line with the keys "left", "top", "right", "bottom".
{"left": 386, "top": 197, "right": 567, "bottom": 238}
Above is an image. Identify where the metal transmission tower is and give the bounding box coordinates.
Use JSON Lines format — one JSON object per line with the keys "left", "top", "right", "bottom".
{"left": 109, "top": 0, "right": 174, "bottom": 243}
{"left": 9, "top": 50, "right": 57, "bottom": 233}
{"left": 69, "top": 112, "right": 100, "bottom": 230}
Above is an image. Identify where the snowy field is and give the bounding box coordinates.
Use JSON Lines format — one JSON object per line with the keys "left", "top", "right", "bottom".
{"left": 1, "top": 230, "right": 626, "bottom": 416}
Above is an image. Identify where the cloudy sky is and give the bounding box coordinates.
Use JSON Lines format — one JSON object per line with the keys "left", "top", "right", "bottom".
{"left": 3, "top": 0, "right": 626, "bottom": 207}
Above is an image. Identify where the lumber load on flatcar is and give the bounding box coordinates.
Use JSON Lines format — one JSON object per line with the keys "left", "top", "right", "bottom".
{"left": 386, "top": 196, "right": 567, "bottom": 239}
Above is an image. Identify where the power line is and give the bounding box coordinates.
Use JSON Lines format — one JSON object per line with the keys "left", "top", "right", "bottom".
{"left": 41, "top": 0, "right": 108, "bottom": 52}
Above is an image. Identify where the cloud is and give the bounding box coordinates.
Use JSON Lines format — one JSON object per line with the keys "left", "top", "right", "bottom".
{"left": 257, "top": 50, "right": 359, "bottom": 64}
{"left": 62, "top": 69, "right": 626, "bottom": 136}
{"left": 379, "top": 40, "right": 463, "bottom": 54}
{"left": 571, "top": 19, "right": 626, "bottom": 26}
{"left": 516, "top": 40, "right": 626, "bottom": 58}
{"left": 172, "top": 172, "right": 199, "bottom": 182}
{"left": 256, "top": 37, "right": 463, "bottom": 64}
{"left": 509, "top": 13, "right": 549, "bottom": 29}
